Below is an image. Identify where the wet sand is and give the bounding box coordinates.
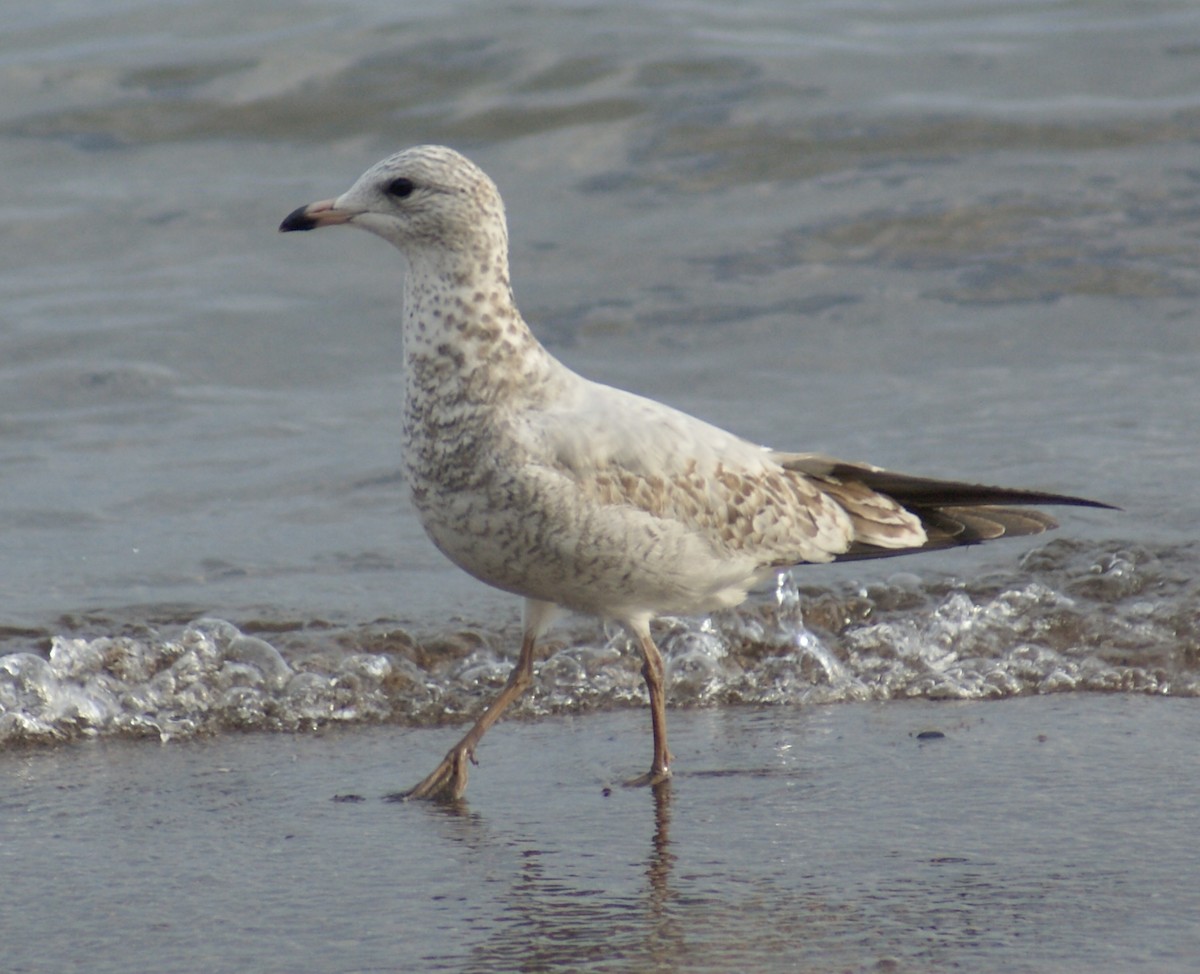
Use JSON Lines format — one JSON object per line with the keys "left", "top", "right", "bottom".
{"left": 4, "top": 694, "right": 1197, "bottom": 973}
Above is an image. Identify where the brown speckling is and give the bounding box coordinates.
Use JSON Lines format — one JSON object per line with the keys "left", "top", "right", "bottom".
{"left": 282, "top": 143, "right": 1108, "bottom": 800}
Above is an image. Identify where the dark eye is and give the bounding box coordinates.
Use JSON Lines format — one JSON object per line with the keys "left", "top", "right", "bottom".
{"left": 385, "top": 177, "right": 415, "bottom": 198}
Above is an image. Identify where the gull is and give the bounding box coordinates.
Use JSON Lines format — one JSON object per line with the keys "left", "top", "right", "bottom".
{"left": 280, "top": 145, "right": 1111, "bottom": 801}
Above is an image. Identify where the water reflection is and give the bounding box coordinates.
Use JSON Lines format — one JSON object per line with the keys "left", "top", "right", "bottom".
{"left": 412, "top": 781, "right": 684, "bottom": 972}
{"left": 644, "top": 781, "right": 682, "bottom": 970}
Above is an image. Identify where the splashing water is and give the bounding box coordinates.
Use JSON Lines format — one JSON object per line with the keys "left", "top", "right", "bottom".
{"left": 0, "top": 540, "right": 1195, "bottom": 746}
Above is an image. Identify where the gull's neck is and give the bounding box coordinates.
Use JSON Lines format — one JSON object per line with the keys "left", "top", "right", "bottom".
{"left": 399, "top": 240, "right": 568, "bottom": 450}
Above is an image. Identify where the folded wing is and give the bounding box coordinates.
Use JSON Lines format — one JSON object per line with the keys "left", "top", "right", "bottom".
{"left": 778, "top": 453, "right": 1115, "bottom": 562}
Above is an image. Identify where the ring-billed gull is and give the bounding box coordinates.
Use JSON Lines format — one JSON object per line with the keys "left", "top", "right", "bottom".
{"left": 280, "top": 145, "right": 1111, "bottom": 801}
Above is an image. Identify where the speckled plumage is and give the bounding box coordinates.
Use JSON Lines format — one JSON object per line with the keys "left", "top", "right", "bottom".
{"left": 280, "top": 145, "right": 1110, "bottom": 800}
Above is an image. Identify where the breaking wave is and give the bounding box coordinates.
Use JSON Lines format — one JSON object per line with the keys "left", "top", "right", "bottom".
{"left": 1, "top": 539, "right": 1195, "bottom": 745}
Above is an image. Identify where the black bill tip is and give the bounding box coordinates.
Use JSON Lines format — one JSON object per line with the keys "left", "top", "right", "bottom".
{"left": 279, "top": 204, "right": 318, "bottom": 233}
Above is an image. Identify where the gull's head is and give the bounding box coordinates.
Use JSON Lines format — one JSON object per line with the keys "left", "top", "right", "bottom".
{"left": 280, "top": 145, "right": 507, "bottom": 262}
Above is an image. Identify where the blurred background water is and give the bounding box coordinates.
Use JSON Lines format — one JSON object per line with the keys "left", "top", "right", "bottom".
{"left": 1, "top": 2, "right": 1199, "bottom": 970}
{"left": 2, "top": 0, "right": 1196, "bottom": 738}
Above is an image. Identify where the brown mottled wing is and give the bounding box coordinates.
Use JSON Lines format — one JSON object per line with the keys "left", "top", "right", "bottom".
{"left": 540, "top": 386, "right": 868, "bottom": 565}
{"left": 778, "top": 453, "right": 1115, "bottom": 562}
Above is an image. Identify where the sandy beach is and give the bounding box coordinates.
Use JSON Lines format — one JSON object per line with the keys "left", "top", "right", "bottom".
{"left": 4, "top": 694, "right": 1197, "bottom": 973}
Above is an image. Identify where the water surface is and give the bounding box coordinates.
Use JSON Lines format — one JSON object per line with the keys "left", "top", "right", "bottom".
{"left": 1, "top": 1, "right": 1198, "bottom": 969}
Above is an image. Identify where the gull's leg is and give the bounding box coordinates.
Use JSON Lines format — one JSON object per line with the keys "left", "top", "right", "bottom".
{"left": 626, "top": 624, "right": 673, "bottom": 787}
{"left": 395, "top": 631, "right": 536, "bottom": 801}
{"left": 395, "top": 599, "right": 556, "bottom": 802}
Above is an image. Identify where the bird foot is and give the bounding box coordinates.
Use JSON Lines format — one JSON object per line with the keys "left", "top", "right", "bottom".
{"left": 623, "top": 766, "right": 672, "bottom": 789}
{"left": 387, "top": 745, "right": 476, "bottom": 802}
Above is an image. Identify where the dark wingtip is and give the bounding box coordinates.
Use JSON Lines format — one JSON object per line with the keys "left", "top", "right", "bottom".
{"left": 279, "top": 205, "right": 317, "bottom": 233}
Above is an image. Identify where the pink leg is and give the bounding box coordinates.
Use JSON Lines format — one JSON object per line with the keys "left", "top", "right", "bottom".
{"left": 395, "top": 599, "right": 556, "bottom": 802}
{"left": 626, "top": 627, "right": 673, "bottom": 787}
{"left": 396, "top": 629, "right": 537, "bottom": 801}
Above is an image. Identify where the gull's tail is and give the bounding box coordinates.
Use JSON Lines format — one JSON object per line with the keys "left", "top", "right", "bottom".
{"left": 779, "top": 454, "right": 1117, "bottom": 562}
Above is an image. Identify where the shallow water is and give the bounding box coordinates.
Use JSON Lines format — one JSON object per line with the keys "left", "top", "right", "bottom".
{"left": 4, "top": 697, "right": 1199, "bottom": 974}
{"left": 1, "top": 1, "right": 1199, "bottom": 968}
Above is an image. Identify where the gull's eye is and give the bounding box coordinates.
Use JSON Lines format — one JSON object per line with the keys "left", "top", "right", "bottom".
{"left": 385, "top": 177, "right": 415, "bottom": 199}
